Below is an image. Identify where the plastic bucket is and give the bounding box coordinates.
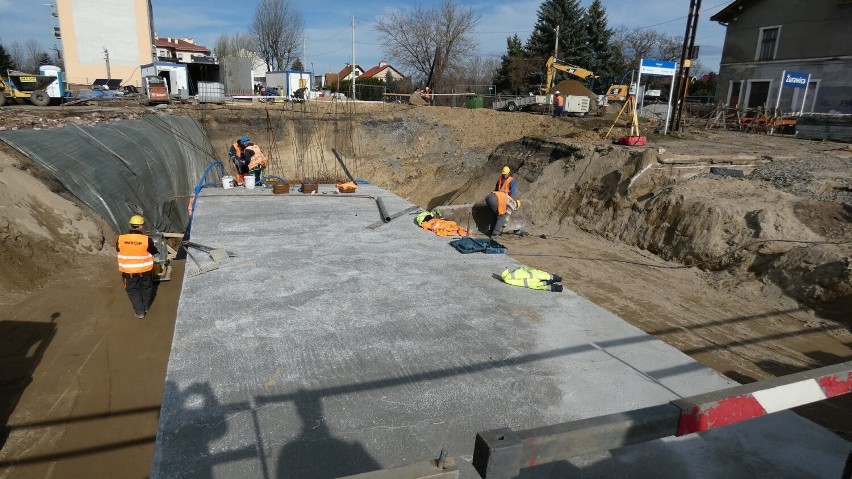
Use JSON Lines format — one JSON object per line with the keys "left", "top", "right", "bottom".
{"left": 222, "top": 176, "right": 234, "bottom": 189}
{"left": 244, "top": 175, "right": 255, "bottom": 189}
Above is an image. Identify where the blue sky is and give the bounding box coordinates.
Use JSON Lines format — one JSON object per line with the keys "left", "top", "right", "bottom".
{"left": 1, "top": 0, "right": 730, "bottom": 75}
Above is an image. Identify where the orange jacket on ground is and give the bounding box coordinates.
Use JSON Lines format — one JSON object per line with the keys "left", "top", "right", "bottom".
{"left": 421, "top": 218, "right": 468, "bottom": 237}
{"left": 117, "top": 233, "right": 154, "bottom": 274}
{"left": 337, "top": 181, "right": 358, "bottom": 193}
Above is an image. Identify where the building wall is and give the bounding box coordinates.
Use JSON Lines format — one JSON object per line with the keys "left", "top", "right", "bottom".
{"left": 57, "top": 0, "right": 154, "bottom": 87}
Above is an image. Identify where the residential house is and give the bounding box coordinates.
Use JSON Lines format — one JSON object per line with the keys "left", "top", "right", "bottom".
{"left": 53, "top": 0, "right": 155, "bottom": 86}
{"left": 360, "top": 61, "right": 405, "bottom": 82}
{"left": 711, "top": 0, "right": 852, "bottom": 114}
{"left": 322, "top": 64, "right": 365, "bottom": 88}
{"left": 155, "top": 36, "right": 213, "bottom": 64}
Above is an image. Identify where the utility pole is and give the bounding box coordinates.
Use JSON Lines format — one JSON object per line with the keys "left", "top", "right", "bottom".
{"left": 671, "top": 0, "right": 702, "bottom": 133}
{"left": 103, "top": 47, "right": 111, "bottom": 80}
{"left": 351, "top": 16, "right": 356, "bottom": 100}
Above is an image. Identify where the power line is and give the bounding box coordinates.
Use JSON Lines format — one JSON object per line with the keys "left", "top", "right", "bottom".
{"left": 634, "top": 0, "right": 730, "bottom": 31}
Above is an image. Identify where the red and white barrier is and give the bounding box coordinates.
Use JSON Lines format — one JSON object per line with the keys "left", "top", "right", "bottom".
{"left": 674, "top": 361, "right": 852, "bottom": 435}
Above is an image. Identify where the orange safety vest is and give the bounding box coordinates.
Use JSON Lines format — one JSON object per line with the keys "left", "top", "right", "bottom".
{"left": 496, "top": 175, "right": 513, "bottom": 194}
{"left": 555, "top": 95, "right": 564, "bottom": 107}
{"left": 117, "top": 233, "right": 154, "bottom": 274}
{"left": 244, "top": 145, "right": 268, "bottom": 170}
{"left": 421, "top": 218, "right": 468, "bottom": 237}
{"left": 493, "top": 190, "right": 512, "bottom": 215}
{"left": 231, "top": 142, "right": 244, "bottom": 159}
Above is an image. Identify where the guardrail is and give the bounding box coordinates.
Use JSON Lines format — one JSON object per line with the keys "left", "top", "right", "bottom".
{"left": 472, "top": 361, "right": 852, "bottom": 478}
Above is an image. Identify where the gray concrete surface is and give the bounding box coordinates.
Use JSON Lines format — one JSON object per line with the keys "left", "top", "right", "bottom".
{"left": 152, "top": 183, "right": 850, "bottom": 479}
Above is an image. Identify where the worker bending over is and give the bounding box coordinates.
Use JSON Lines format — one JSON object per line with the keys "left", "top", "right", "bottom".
{"left": 485, "top": 190, "right": 520, "bottom": 237}
{"left": 243, "top": 142, "right": 268, "bottom": 186}
{"left": 116, "top": 215, "right": 159, "bottom": 318}
{"left": 229, "top": 135, "right": 250, "bottom": 185}
{"left": 496, "top": 165, "right": 517, "bottom": 197}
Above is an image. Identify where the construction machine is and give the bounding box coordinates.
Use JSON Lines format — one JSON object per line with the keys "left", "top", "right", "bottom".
{"left": 541, "top": 56, "right": 596, "bottom": 94}
{"left": 0, "top": 71, "right": 57, "bottom": 107}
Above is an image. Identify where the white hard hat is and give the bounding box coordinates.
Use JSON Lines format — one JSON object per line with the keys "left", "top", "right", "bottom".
{"left": 554, "top": 90, "right": 560, "bottom": 94}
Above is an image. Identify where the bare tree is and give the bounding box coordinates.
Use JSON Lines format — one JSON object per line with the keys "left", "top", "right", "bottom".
{"left": 213, "top": 32, "right": 256, "bottom": 59}
{"left": 7, "top": 40, "right": 49, "bottom": 73}
{"left": 251, "top": 0, "right": 304, "bottom": 71}
{"left": 375, "top": 0, "right": 479, "bottom": 89}
{"left": 611, "top": 26, "right": 682, "bottom": 73}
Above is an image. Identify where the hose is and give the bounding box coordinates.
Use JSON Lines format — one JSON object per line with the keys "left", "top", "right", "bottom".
{"left": 186, "top": 159, "right": 225, "bottom": 237}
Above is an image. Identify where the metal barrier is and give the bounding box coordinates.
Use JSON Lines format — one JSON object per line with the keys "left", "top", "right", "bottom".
{"left": 473, "top": 361, "right": 852, "bottom": 478}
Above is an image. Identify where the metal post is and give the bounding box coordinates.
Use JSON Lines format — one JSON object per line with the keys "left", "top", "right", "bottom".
{"left": 799, "top": 74, "right": 811, "bottom": 114}
{"left": 351, "top": 16, "right": 356, "bottom": 101}
{"left": 672, "top": 0, "right": 702, "bottom": 132}
{"left": 104, "top": 47, "right": 111, "bottom": 81}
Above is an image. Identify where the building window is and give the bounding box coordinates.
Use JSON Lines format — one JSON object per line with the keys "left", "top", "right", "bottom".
{"left": 756, "top": 26, "right": 780, "bottom": 61}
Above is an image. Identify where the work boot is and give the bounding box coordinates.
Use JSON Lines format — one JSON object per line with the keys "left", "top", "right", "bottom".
{"left": 551, "top": 274, "right": 563, "bottom": 283}
{"left": 551, "top": 284, "right": 563, "bottom": 293}
{"left": 135, "top": 312, "right": 145, "bottom": 319}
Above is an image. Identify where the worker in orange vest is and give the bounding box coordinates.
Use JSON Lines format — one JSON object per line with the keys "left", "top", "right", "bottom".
{"left": 552, "top": 91, "right": 564, "bottom": 117}
{"left": 496, "top": 165, "right": 517, "bottom": 197}
{"left": 116, "top": 215, "right": 158, "bottom": 318}
{"left": 485, "top": 190, "right": 520, "bottom": 236}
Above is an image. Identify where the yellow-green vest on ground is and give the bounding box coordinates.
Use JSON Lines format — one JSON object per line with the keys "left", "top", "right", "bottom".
{"left": 500, "top": 267, "right": 556, "bottom": 291}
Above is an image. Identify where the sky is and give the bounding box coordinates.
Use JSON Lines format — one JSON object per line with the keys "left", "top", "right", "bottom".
{"left": 0, "top": 0, "right": 730, "bottom": 76}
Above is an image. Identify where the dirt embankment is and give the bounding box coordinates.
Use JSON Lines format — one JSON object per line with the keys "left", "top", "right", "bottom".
{"left": 427, "top": 136, "right": 851, "bottom": 322}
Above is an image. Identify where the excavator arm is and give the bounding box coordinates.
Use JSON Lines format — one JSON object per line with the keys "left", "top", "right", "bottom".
{"left": 543, "top": 56, "right": 596, "bottom": 93}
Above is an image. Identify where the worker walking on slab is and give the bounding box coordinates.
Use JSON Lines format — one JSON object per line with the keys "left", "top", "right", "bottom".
{"left": 486, "top": 190, "right": 520, "bottom": 237}
{"left": 116, "top": 215, "right": 159, "bottom": 318}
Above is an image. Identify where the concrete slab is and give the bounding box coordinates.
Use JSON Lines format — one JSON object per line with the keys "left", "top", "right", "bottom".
{"left": 152, "top": 184, "right": 850, "bottom": 479}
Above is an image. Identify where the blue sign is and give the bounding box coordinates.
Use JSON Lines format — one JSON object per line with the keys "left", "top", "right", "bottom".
{"left": 782, "top": 70, "right": 810, "bottom": 89}
{"left": 639, "top": 59, "right": 677, "bottom": 76}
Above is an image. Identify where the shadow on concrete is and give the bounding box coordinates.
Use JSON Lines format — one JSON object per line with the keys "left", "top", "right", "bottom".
{"left": 276, "top": 389, "right": 380, "bottom": 479}
{"left": 0, "top": 314, "right": 57, "bottom": 449}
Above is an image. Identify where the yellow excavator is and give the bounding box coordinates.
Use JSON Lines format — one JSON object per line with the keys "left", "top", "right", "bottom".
{"left": 541, "top": 56, "right": 596, "bottom": 94}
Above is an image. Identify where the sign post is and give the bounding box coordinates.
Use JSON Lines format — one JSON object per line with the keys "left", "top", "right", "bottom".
{"left": 775, "top": 70, "right": 811, "bottom": 113}
{"left": 638, "top": 59, "right": 678, "bottom": 134}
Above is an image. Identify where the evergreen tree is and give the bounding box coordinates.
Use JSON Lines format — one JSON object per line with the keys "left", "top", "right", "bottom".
{"left": 291, "top": 57, "right": 304, "bottom": 71}
{"left": 583, "top": 0, "right": 616, "bottom": 81}
{"left": 493, "top": 34, "right": 524, "bottom": 94}
{"left": 525, "top": 0, "right": 588, "bottom": 66}
{"left": 37, "top": 52, "right": 52, "bottom": 67}
{"left": 0, "top": 43, "right": 14, "bottom": 72}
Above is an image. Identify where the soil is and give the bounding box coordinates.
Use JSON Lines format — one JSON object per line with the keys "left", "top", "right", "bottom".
{"left": 0, "top": 101, "right": 850, "bottom": 477}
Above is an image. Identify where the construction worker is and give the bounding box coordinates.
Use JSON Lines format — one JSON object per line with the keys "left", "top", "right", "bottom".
{"left": 500, "top": 266, "right": 563, "bottom": 292}
{"left": 229, "top": 135, "right": 250, "bottom": 185}
{"left": 552, "top": 91, "right": 564, "bottom": 117}
{"left": 496, "top": 165, "right": 517, "bottom": 198}
{"left": 243, "top": 142, "right": 268, "bottom": 186}
{"left": 485, "top": 190, "right": 520, "bottom": 237}
{"left": 116, "top": 215, "right": 159, "bottom": 318}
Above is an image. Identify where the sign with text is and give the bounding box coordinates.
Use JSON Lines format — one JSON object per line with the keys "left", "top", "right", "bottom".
{"left": 782, "top": 70, "right": 810, "bottom": 89}
{"left": 639, "top": 59, "right": 677, "bottom": 76}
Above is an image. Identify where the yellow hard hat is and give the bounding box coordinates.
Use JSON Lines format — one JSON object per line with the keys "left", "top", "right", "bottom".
{"left": 129, "top": 214, "right": 145, "bottom": 226}
{"left": 516, "top": 200, "right": 521, "bottom": 209}
{"left": 501, "top": 166, "right": 510, "bottom": 174}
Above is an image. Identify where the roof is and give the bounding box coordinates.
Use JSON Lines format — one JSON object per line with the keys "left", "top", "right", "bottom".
{"left": 336, "top": 64, "right": 364, "bottom": 78}
{"left": 360, "top": 63, "right": 405, "bottom": 79}
{"left": 155, "top": 37, "right": 210, "bottom": 54}
{"left": 710, "top": 0, "right": 755, "bottom": 23}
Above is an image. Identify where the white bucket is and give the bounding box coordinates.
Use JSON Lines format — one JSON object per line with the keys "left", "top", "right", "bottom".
{"left": 222, "top": 176, "right": 234, "bottom": 189}
{"left": 244, "top": 174, "right": 255, "bottom": 189}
